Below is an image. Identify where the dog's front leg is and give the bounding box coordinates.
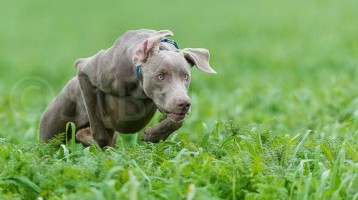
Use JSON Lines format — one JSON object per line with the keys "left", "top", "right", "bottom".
{"left": 77, "top": 73, "right": 114, "bottom": 147}
{"left": 141, "top": 117, "right": 183, "bottom": 143}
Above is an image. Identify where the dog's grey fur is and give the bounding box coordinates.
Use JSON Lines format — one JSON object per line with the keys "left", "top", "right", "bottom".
{"left": 39, "top": 29, "right": 215, "bottom": 147}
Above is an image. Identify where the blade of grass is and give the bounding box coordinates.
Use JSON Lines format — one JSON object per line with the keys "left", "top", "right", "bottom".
{"left": 287, "top": 130, "right": 312, "bottom": 172}
{"left": 3, "top": 175, "right": 41, "bottom": 194}
{"left": 66, "top": 122, "right": 76, "bottom": 151}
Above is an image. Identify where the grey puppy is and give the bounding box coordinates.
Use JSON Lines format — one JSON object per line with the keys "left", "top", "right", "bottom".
{"left": 39, "top": 29, "right": 216, "bottom": 147}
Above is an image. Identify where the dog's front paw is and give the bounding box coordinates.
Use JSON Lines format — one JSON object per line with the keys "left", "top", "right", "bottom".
{"left": 141, "top": 126, "right": 175, "bottom": 143}
{"left": 141, "top": 127, "right": 162, "bottom": 143}
{"left": 76, "top": 127, "right": 94, "bottom": 146}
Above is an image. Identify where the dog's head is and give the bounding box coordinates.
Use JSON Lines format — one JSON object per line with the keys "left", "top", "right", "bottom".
{"left": 133, "top": 30, "right": 216, "bottom": 122}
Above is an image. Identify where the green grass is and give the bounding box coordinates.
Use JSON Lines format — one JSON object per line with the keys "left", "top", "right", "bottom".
{"left": 1, "top": 0, "right": 358, "bottom": 199}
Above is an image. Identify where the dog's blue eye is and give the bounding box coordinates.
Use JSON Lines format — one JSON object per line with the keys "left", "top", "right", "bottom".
{"left": 157, "top": 75, "right": 165, "bottom": 80}
{"left": 183, "top": 75, "right": 189, "bottom": 80}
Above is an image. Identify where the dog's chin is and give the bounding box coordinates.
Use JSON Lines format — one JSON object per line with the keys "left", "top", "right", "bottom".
{"left": 167, "top": 113, "right": 186, "bottom": 122}
{"left": 157, "top": 105, "right": 187, "bottom": 122}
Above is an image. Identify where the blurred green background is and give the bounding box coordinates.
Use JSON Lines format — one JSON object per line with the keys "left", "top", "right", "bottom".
{"left": 0, "top": 0, "right": 357, "bottom": 143}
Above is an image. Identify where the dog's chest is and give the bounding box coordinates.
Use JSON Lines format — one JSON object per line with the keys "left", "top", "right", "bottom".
{"left": 98, "top": 92, "right": 157, "bottom": 133}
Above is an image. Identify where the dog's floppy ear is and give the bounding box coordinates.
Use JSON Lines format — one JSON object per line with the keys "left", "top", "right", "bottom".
{"left": 181, "top": 48, "right": 216, "bottom": 74}
{"left": 133, "top": 30, "right": 173, "bottom": 65}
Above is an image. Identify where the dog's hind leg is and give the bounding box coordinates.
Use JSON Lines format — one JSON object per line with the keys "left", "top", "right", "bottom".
{"left": 76, "top": 127, "right": 117, "bottom": 147}
{"left": 39, "top": 97, "right": 77, "bottom": 142}
{"left": 39, "top": 78, "right": 80, "bottom": 142}
{"left": 75, "top": 127, "right": 93, "bottom": 146}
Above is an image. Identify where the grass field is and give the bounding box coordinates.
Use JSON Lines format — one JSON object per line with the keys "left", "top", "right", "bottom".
{"left": 1, "top": 0, "right": 358, "bottom": 199}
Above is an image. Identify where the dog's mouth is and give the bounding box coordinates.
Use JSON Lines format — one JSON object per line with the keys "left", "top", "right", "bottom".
{"left": 167, "top": 113, "right": 186, "bottom": 122}
{"left": 157, "top": 106, "right": 187, "bottom": 122}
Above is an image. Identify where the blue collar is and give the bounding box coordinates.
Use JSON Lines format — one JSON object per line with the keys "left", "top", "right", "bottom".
{"left": 136, "top": 38, "right": 180, "bottom": 81}
{"left": 136, "top": 65, "right": 142, "bottom": 81}
{"left": 161, "top": 38, "right": 180, "bottom": 49}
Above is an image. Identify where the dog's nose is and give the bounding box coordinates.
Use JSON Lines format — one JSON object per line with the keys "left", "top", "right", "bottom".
{"left": 176, "top": 99, "right": 191, "bottom": 111}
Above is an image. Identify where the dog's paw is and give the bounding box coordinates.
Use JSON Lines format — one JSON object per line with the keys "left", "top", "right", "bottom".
{"left": 76, "top": 127, "right": 94, "bottom": 146}
{"left": 141, "top": 133, "right": 159, "bottom": 143}
{"left": 141, "top": 127, "right": 172, "bottom": 143}
{"left": 141, "top": 129, "right": 161, "bottom": 143}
